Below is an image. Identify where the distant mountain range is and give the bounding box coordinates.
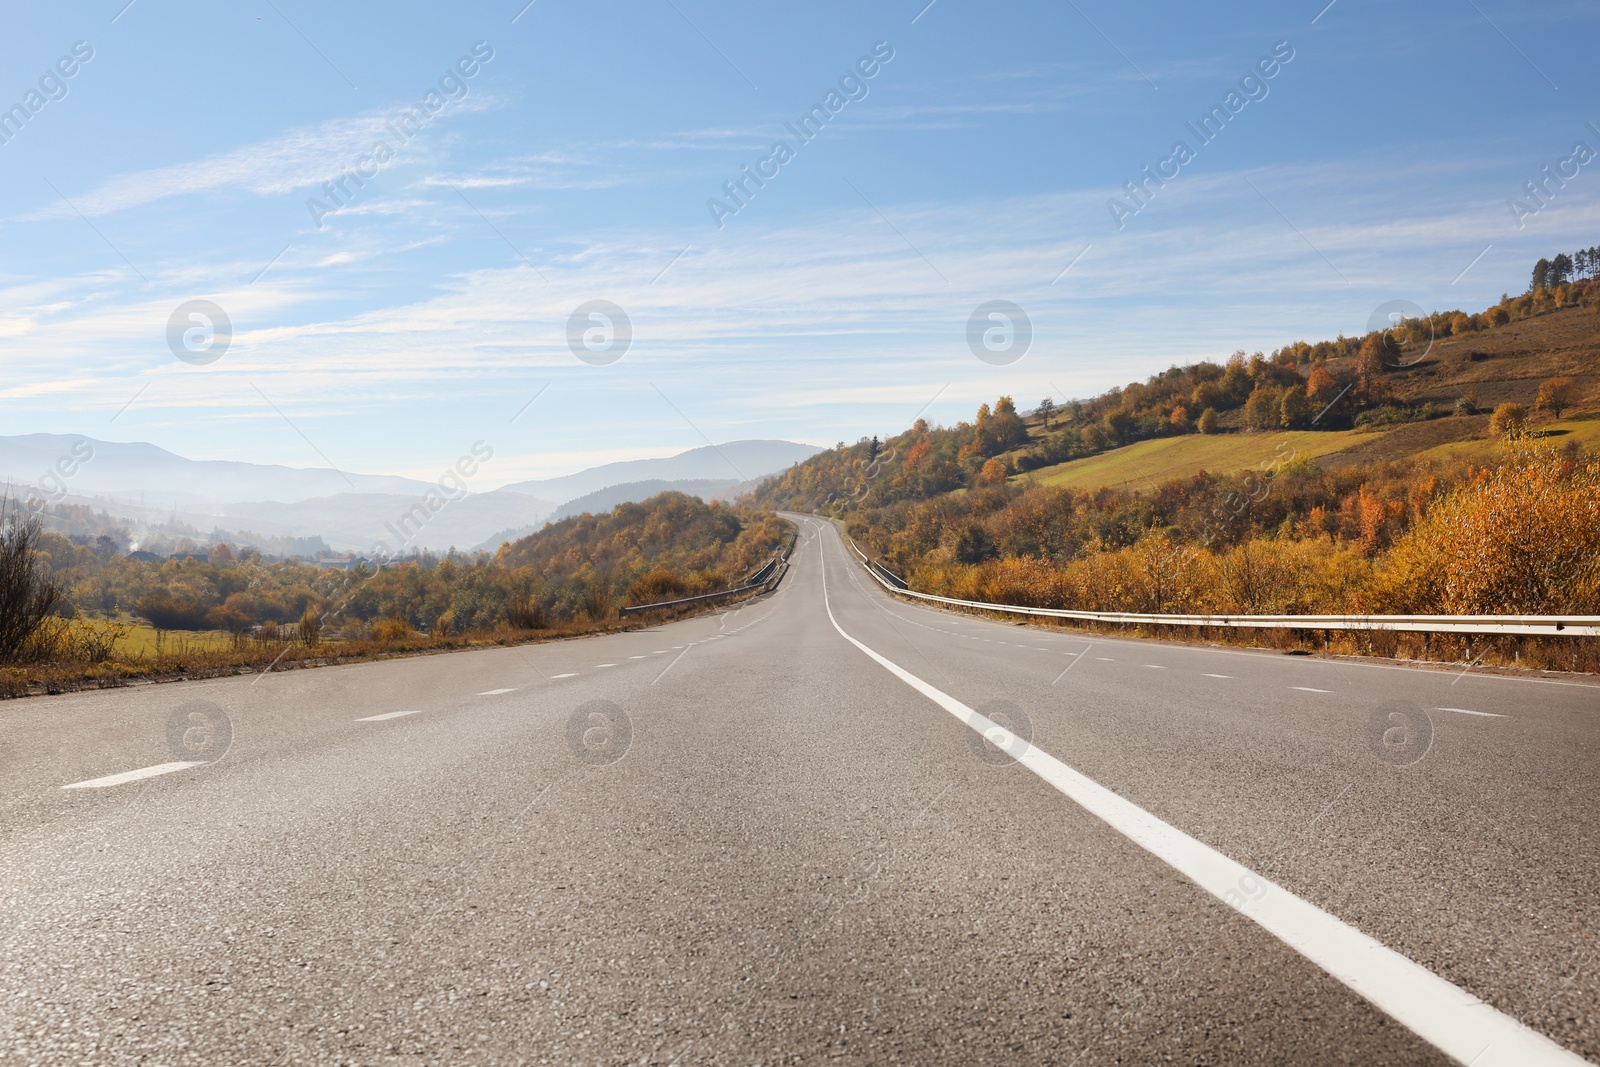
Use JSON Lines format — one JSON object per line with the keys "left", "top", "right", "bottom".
{"left": 547, "top": 478, "right": 741, "bottom": 522}
{"left": 2, "top": 434, "right": 822, "bottom": 554}
{"left": 0, "top": 433, "right": 434, "bottom": 508}
{"left": 497, "top": 441, "right": 821, "bottom": 504}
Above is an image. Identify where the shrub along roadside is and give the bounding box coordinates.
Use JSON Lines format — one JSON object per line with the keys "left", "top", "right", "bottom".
{"left": 860, "top": 439, "right": 1600, "bottom": 674}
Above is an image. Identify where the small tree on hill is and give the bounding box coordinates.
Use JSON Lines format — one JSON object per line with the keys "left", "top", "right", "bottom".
{"left": 1489, "top": 402, "right": 1528, "bottom": 438}
{"left": 1244, "top": 385, "right": 1281, "bottom": 430}
{"left": 1305, "top": 365, "right": 1340, "bottom": 405}
{"left": 1197, "top": 408, "right": 1221, "bottom": 434}
{"left": 1550, "top": 253, "right": 1573, "bottom": 287}
{"left": 1536, "top": 377, "right": 1574, "bottom": 419}
{"left": 1279, "top": 387, "right": 1315, "bottom": 429}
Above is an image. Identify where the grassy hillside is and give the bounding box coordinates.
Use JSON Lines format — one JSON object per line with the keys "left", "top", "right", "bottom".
{"left": 1022, "top": 429, "right": 1366, "bottom": 491}
{"left": 752, "top": 260, "right": 1600, "bottom": 671}
{"left": 1009, "top": 295, "right": 1600, "bottom": 490}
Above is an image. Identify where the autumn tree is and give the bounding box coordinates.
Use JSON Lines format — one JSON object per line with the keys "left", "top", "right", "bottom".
{"left": 1370, "top": 441, "right": 1600, "bottom": 613}
{"left": 1197, "top": 408, "right": 1221, "bottom": 434}
{"left": 1536, "top": 377, "right": 1574, "bottom": 419}
{"left": 1038, "top": 397, "right": 1055, "bottom": 430}
{"left": 1244, "top": 385, "right": 1280, "bottom": 430}
{"left": 1279, "top": 387, "right": 1315, "bottom": 429}
{"left": 974, "top": 397, "right": 1029, "bottom": 455}
{"left": 1488, "top": 402, "right": 1528, "bottom": 438}
{"left": 1305, "top": 365, "right": 1339, "bottom": 404}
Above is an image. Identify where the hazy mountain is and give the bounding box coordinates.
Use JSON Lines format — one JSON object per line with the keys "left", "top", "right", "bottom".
{"left": 0, "top": 433, "right": 436, "bottom": 509}
{"left": 5, "top": 433, "right": 817, "bottom": 554}
{"left": 548, "top": 478, "right": 740, "bottom": 522}
{"left": 496, "top": 440, "right": 822, "bottom": 505}
{"left": 223, "top": 491, "right": 554, "bottom": 553}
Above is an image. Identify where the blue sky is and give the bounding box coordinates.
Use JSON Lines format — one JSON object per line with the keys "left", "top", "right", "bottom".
{"left": 2, "top": 0, "right": 1598, "bottom": 485}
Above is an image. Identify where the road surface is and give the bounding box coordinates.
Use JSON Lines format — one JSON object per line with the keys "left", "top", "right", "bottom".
{"left": 2, "top": 515, "right": 1597, "bottom": 1065}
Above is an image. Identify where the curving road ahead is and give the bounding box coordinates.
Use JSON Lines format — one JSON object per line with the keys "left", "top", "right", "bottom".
{"left": 2, "top": 516, "right": 1598, "bottom": 1065}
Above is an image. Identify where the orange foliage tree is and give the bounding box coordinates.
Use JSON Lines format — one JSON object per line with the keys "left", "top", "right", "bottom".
{"left": 1368, "top": 442, "right": 1600, "bottom": 614}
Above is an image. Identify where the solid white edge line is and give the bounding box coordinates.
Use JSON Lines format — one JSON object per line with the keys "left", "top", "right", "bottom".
{"left": 808, "top": 520, "right": 1587, "bottom": 1067}
{"left": 355, "top": 710, "right": 423, "bottom": 722}
{"left": 62, "top": 761, "right": 208, "bottom": 789}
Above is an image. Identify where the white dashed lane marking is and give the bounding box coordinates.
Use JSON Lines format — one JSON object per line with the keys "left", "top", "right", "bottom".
{"left": 1438, "top": 707, "right": 1508, "bottom": 718}
{"left": 478, "top": 688, "right": 518, "bottom": 696}
{"left": 552, "top": 673, "right": 578, "bottom": 679}
{"left": 596, "top": 663, "right": 616, "bottom": 668}
{"left": 355, "top": 710, "right": 422, "bottom": 722}
{"left": 1290, "top": 687, "right": 1333, "bottom": 694}
{"left": 1203, "top": 674, "right": 1232, "bottom": 679}
{"left": 63, "top": 762, "right": 207, "bottom": 790}
{"left": 1143, "top": 664, "right": 1167, "bottom": 670}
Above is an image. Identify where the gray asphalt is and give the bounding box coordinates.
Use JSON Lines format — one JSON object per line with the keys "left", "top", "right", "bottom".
{"left": 2, "top": 515, "right": 1597, "bottom": 1065}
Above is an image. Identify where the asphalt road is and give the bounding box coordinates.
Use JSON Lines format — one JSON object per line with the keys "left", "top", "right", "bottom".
{"left": 2, "top": 515, "right": 1597, "bottom": 1066}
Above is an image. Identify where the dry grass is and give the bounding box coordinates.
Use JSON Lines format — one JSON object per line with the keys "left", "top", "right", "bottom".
{"left": 0, "top": 586, "right": 780, "bottom": 702}
{"left": 1018, "top": 429, "right": 1369, "bottom": 491}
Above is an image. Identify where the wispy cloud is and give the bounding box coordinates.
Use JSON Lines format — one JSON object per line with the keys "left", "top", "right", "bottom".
{"left": 16, "top": 97, "right": 499, "bottom": 221}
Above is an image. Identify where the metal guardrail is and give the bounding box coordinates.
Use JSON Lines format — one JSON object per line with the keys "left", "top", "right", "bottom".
{"left": 845, "top": 539, "right": 1600, "bottom": 637}
{"left": 619, "top": 552, "right": 788, "bottom": 616}
{"left": 868, "top": 558, "right": 908, "bottom": 589}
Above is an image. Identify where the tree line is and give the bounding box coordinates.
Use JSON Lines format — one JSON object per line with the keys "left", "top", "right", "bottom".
{"left": 0, "top": 492, "right": 786, "bottom": 685}
{"left": 1530, "top": 242, "right": 1600, "bottom": 291}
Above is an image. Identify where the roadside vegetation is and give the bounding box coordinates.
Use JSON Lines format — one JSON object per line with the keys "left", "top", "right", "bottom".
{"left": 0, "top": 492, "right": 787, "bottom": 699}
{"left": 754, "top": 259, "right": 1600, "bottom": 673}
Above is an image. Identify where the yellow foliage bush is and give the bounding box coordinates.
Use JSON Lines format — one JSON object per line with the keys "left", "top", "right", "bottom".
{"left": 370, "top": 615, "right": 414, "bottom": 641}
{"left": 1367, "top": 442, "right": 1600, "bottom": 614}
